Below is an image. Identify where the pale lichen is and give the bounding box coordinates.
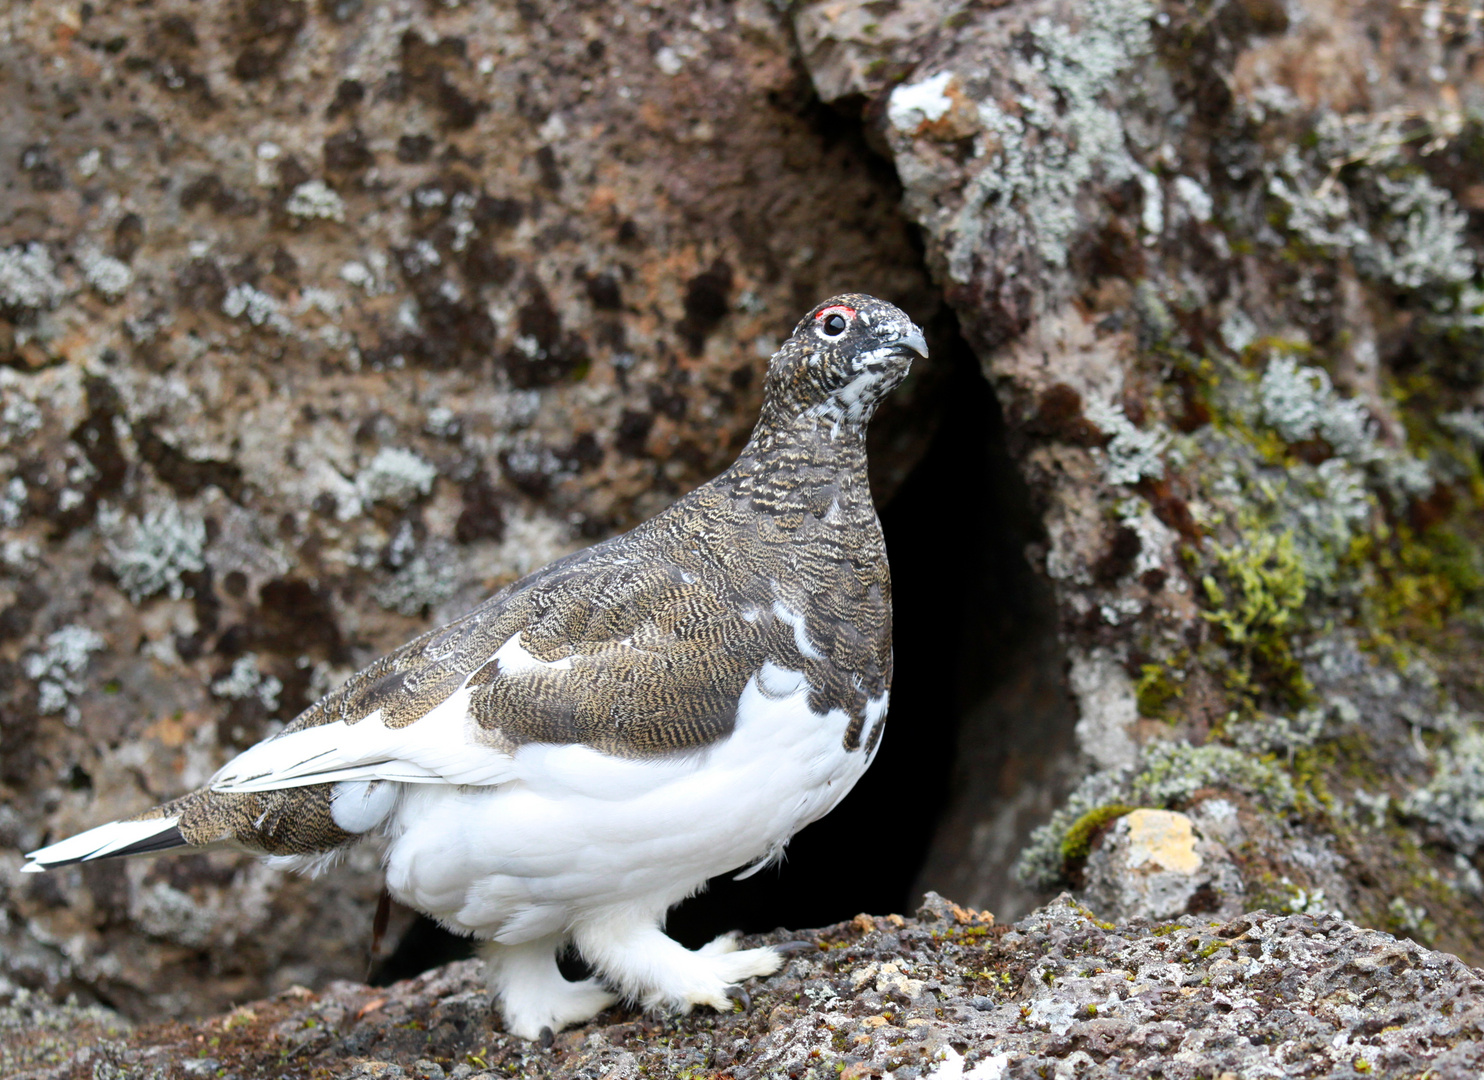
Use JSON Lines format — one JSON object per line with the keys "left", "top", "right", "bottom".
{"left": 1254, "top": 352, "right": 1433, "bottom": 500}
{"left": 79, "top": 247, "right": 134, "bottom": 299}
{"left": 1257, "top": 355, "right": 1374, "bottom": 456}
{"left": 210, "top": 653, "right": 283, "bottom": 712}
{"left": 222, "top": 283, "right": 293, "bottom": 333}
{"left": 941, "top": 0, "right": 1154, "bottom": 280}
{"left": 356, "top": 447, "right": 438, "bottom": 506}
{"left": 285, "top": 179, "right": 347, "bottom": 223}
{"left": 0, "top": 242, "right": 64, "bottom": 309}
{"left": 1131, "top": 740, "right": 1297, "bottom": 812}
{"left": 373, "top": 540, "right": 461, "bottom": 616}
{"left": 1405, "top": 728, "right": 1484, "bottom": 856}
{"left": 100, "top": 501, "right": 208, "bottom": 603}
{"left": 1085, "top": 399, "right": 1167, "bottom": 486}
{"left": 0, "top": 477, "right": 25, "bottom": 528}
{"left": 23, "top": 624, "right": 105, "bottom": 721}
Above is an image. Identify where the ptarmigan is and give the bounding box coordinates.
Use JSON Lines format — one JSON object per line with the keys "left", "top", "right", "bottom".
{"left": 24, "top": 293, "right": 927, "bottom": 1040}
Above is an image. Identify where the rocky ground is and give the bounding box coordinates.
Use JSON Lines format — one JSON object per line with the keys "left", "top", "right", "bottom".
{"left": 9, "top": 893, "right": 1484, "bottom": 1080}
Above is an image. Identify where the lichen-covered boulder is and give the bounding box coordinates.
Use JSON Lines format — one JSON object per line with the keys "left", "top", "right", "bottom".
{"left": 798, "top": 0, "right": 1484, "bottom": 961}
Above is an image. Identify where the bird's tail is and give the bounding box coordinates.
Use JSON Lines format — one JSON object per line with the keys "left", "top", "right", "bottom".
{"left": 22, "top": 813, "right": 187, "bottom": 872}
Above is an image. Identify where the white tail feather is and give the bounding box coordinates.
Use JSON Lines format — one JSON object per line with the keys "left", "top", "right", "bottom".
{"left": 23, "top": 816, "right": 182, "bottom": 872}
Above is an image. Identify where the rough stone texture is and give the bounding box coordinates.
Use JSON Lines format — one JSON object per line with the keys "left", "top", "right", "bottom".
{"left": 13, "top": 893, "right": 1484, "bottom": 1079}
{"left": 0, "top": 0, "right": 945, "bottom": 1020}
{"left": 798, "top": 0, "right": 1484, "bottom": 966}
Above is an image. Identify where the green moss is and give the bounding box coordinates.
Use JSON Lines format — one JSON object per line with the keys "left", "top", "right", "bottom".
{"left": 1200, "top": 528, "right": 1312, "bottom": 707}
{"left": 1359, "top": 521, "right": 1484, "bottom": 646}
{"left": 1135, "top": 661, "right": 1185, "bottom": 722}
{"left": 1060, "top": 804, "right": 1137, "bottom": 864}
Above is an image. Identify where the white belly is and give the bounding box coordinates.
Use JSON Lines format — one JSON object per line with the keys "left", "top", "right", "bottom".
{"left": 381, "top": 663, "right": 886, "bottom": 942}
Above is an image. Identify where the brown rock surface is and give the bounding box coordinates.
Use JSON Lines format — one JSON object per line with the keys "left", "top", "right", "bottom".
{"left": 0, "top": 0, "right": 943, "bottom": 1019}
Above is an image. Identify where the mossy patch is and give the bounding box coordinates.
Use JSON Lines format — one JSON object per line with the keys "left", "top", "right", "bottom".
{"left": 1200, "top": 528, "right": 1312, "bottom": 708}
{"left": 1060, "top": 803, "right": 1137, "bottom": 866}
{"left": 1135, "top": 661, "right": 1185, "bottom": 722}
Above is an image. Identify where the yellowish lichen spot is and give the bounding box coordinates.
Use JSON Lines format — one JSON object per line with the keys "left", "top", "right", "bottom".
{"left": 1123, "top": 809, "right": 1203, "bottom": 875}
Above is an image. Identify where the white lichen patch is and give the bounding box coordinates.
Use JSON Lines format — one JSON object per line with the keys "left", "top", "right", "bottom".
{"left": 374, "top": 543, "right": 462, "bottom": 617}
{"left": 1285, "top": 885, "right": 1343, "bottom": 918}
{"left": 1085, "top": 399, "right": 1167, "bottom": 485}
{"left": 1255, "top": 352, "right": 1433, "bottom": 500}
{"left": 1388, "top": 896, "right": 1430, "bottom": 935}
{"left": 210, "top": 653, "right": 283, "bottom": 711}
{"left": 0, "top": 477, "right": 26, "bottom": 528}
{"left": 1172, "top": 175, "right": 1213, "bottom": 223}
{"left": 0, "top": 375, "right": 44, "bottom": 445}
{"left": 1116, "top": 498, "right": 1180, "bottom": 580}
{"left": 1361, "top": 171, "right": 1475, "bottom": 292}
{"left": 0, "top": 242, "right": 65, "bottom": 309}
{"left": 887, "top": 71, "right": 954, "bottom": 132}
{"left": 285, "top": 179, "right": 347, "bottom": 223}
{"left": 24, "top": 625, "right": 104, "bottom": 721}
{"left": 1132, "top": 740, "right": 1296, "bottom": 813}
{"left": 1258, "top": 354, "right": 1373, "bottom": 453}
{"left": 356, "top": 447, "right": 438, "bottom": 506}
{"left": 1405, "top": 728, "right": 1484, "bottom": 856}
{"left": 100, "top": 501, "right": 208, "bottom": 603}
{"left": 78, "top": 248, "right": 133, "bottom": 299}
{"left": 939, "top": 0, "right": 1154, "bottom": 278}
{"left": 1220, "top": 308, "right": 1258, "bottom": 354}
{"left": 222, "top": 283, "right": 293, "bottom": 333}
{"left": 1267, "top": 114, "right": 1478, "bottom": 300}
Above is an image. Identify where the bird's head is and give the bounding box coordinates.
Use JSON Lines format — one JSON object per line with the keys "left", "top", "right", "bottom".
{"left": 755, "top": 293, "right": 928, "bottom": 436}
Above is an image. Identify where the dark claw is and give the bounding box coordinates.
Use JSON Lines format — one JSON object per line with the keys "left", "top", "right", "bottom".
{"left": 773, "top": 940, "right": 817, "bottom": 956}
{"left": 725, "top": 985, "right": 751, "bottom": 1012}
{"left": 538, "top": 1026, "right": 554, "bottom": 1049}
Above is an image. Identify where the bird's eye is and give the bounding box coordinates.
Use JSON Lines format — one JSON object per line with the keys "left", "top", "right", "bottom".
{"left": 822, "top": 313, "right": 848, "bottom": 336}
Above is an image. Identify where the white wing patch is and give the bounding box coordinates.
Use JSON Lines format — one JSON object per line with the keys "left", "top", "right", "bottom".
{"left": 770, "top": 600, "right": 823, "bottom": 661}
{"left": 210, "top": 686, "right": 516, "bottom": 793}
{"left": 491, "top": 632, "right": 575, "bottom": 673}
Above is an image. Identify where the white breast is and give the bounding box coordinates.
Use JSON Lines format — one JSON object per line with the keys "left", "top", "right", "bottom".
{"left": 381, "top": 662, "right": 886, "bottom": 942}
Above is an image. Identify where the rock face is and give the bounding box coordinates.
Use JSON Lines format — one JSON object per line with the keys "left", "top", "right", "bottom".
{"left": 796, "top": 0, "right": 1484, "bottom": 966}
{"left": 14, "top": 894, "right": 1484, "bottom": 1080}
{"left": 0, "top": 0, "right": 941, "bottom": 1018}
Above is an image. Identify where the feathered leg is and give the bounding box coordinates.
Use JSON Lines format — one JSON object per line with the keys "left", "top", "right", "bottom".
{"left": 482, "top": 935, "right": 619, "bottom": 1040}
{"left": 572, "top": 908, "right": 782, "bottom": 1016}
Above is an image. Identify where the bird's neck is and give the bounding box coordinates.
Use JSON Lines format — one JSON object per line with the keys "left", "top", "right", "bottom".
{"left": 727, "top": 408, "right": 874, "bottom": 513}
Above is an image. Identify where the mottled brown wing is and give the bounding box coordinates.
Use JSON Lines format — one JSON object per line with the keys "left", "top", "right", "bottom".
{"left": 464, "top": 559, "right": 790, "bottom": 758}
